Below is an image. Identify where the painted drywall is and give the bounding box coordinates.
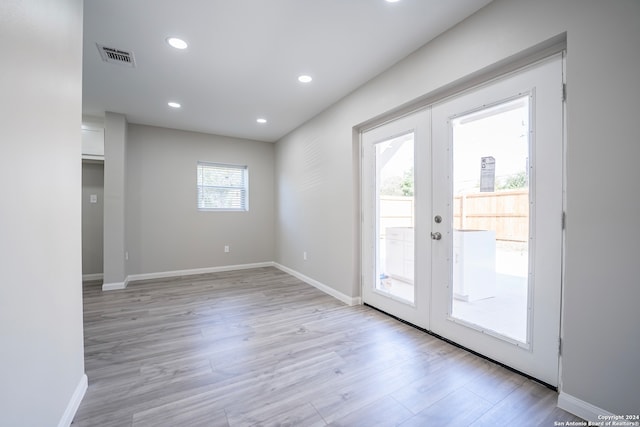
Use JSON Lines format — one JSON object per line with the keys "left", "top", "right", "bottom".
{"left": 557, "top": 0, "right": 640, "bottom": 417}
{"left": 275, "top": 0, "right": 640, "bottom": 416}
{"left": 0, "top": 0, "right": 86, "bottom": 425}
{"left": 126, "top": 124, "right": 275, "bottom": 275}
{"left": 82, "top": 162, "right": 104, "bottom": 276}
{"left": 276, "top": 108, "right": 359, "bottom": 297}
{"left": 103, "top": 112, "right": 127, "bottom": 286}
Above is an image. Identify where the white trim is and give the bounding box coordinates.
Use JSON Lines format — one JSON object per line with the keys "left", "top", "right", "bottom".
{"left": 57, "top": 374, "right": 87, "bottom": 427}
{"left": 100, "top": 262, "right": 362, "bottom": 308}
{"left": 81, "top": 154, "right": 104, "bottom": 162}
{"left": 82, "top": 273, "right": 103, "bottom": 281}
{"left": 557, "top": 392, "right": 615, "bottom": 422}
{"left": 102, "top": 281, "right": 127, "bottom": 291}
{"left": 273, "top": 263, "right": 362, "bottom": 306}
{"left": 125, "top": 262, "right": 273, "bottom": 284}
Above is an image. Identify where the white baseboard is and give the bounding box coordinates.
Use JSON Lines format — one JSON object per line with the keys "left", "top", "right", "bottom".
{"left": 558, "top": 392, "right": 615, "bottom": 422}
{"left": 57, "top": 373, "right": 87, "bottom": 427}
{"left": 101, "top": 262, "right": 362, "bottom": 308}
{"left": 273, "top": 263, "right": 361, "bottom": 306}
{"left": 125, "top": 262, "right": 274, "bottom": 284}
{"left": 82, "top": 273, "right": 103, "bottom": 281}
{"left": 101, "top": 262, "right": 272, "bottom": 291}
{"left": 102, "top": 281, "right": 127, "bottom": 291}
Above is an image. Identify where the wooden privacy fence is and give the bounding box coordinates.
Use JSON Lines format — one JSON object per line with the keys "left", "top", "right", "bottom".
{"left": 378, "top": 196, "right": 414, "bottom": 238}
{"left": 454, "top": 189, "right": 529, "bottom": 242}
{"left": 380, "top": 189, "right": 529, "bottom": 242}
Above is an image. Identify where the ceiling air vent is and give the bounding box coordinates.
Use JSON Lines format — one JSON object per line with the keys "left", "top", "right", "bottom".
{"left": 96, "top": 44, "right": 136, "bottom": 67}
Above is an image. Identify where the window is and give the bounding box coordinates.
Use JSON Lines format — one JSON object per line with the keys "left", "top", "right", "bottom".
{"left": 197, "top": 162, "right": 248, "bottom": 211}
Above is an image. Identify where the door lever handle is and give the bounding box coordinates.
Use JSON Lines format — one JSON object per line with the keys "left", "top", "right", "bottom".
{"left": 431, "top": 232, "right": 442, "bottom": 240}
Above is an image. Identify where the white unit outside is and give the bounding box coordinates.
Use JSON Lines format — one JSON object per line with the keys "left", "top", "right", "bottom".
{"left": 385, "top": 227, "right": 414, "bottom": 284}
{"left": 452, "top": 230, "right": 496, "bottom": 302}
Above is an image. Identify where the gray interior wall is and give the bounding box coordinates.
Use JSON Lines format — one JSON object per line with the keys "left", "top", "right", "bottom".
{"left": 275, "top": 0, "right": 640, "bottom": 415}
{"left": 0, "top": 0, "right": 85, "bottom": 425}
{"left": 126, "top": 124, "right": 275, "bottom": 275}
{"left": 276, "top": 108, "right": 359, "bottom": 297}
{"left": 103, "top": 112, "right": 127, "bottom": 285}
{"left": 82, "top": 162, "right": 104, "bottom": 275}
{"left": 559, "top": 0, "right": 640, "bottom": 415}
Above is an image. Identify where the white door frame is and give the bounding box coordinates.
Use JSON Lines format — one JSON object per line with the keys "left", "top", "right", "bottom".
{"left": 360, "top": 53, "right": 565, "bottom": 387}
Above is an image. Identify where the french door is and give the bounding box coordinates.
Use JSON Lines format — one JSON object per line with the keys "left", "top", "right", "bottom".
{"left": 361, "top": 109, "right": 431, "bottom": 329}
{"left": 362, "top": 54, "right": 564, "bottom": 385}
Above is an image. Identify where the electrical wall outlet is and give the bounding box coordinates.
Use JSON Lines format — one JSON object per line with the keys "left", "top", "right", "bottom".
{"left": 224, "top": 245, "right": 230, "bottom": 253}
{"left": 303, "top": 251, "right": 307, "bottom": 261}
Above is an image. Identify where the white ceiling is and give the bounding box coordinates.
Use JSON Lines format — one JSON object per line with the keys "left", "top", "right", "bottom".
{"left": 83, "top": 0, "right": 492, "bottom": 142}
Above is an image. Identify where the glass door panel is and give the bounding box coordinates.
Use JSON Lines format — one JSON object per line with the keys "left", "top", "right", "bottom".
{"left": 450, "top": 96, "right": 530, "bottom": 343}
{"left": 376, "top": 134, "right": 415, "bottom": 304}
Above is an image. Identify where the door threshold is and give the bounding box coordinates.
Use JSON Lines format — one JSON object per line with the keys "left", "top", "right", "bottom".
{"left": 363, "top": 303, "right": 557, "bottom": 391}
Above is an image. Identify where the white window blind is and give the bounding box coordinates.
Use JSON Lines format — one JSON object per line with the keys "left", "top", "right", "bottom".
{"left": 197, "top": 162, "right": 248, "bottom": 211}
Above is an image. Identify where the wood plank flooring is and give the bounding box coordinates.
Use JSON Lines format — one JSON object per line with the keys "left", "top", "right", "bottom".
{"left": 73, "top": 267, "right": 583, "bottom": 426}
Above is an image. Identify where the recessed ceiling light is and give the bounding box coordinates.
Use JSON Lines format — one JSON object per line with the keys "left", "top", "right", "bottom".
{"left": 168, "top": 101, "right": 181, "bottom": 108}
{"left": 166, "top": 37, "right": 188, "bottom": 50}
{"left": 256, "top": 118, "right": 267, "bottom": 124}
{"left": 386, "top": 0, "right": 401, "bottom": 3}
{"left": 298, "top": 75, "right": 313, "bottom": 83}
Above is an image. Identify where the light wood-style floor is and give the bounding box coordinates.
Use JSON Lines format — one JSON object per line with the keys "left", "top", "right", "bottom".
{"left": 73, "top": 267, "right": 583, "bottom": 426}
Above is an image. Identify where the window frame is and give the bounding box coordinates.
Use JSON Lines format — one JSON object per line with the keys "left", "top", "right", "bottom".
{"left": 196, "top": 161, "right": 249, "bottom": 212}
